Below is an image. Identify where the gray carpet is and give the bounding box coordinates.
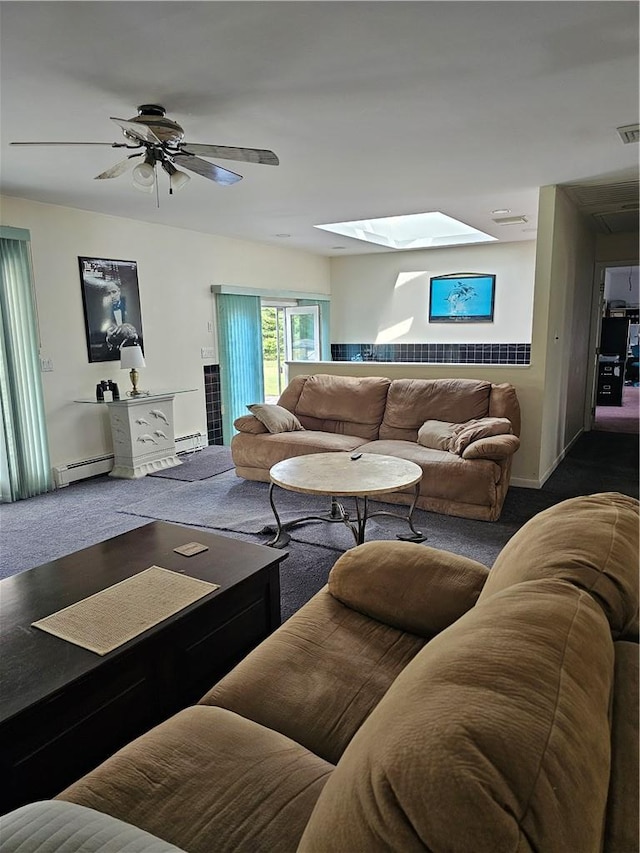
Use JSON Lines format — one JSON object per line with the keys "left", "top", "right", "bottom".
{"left": 117, "top": 470, "right": 513, "bottom": 566}
{"left": 1, "top": 431, "right": 637, "bottom": 622}
{"left": 148, "top": 446, "right": 234, "bottom": 481}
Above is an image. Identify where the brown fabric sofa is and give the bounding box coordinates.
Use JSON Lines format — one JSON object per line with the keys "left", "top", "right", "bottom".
{"left": 53, "top": 491, "right": 638, "bottom": 853}
{"left": 232, "top": 374, "right": 522, "bottom": 521}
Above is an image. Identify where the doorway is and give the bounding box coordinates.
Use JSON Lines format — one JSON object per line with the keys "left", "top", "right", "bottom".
{"left": 591, "top": 264, "right": 639, "bottom": 435}
{"left": 261, "top": 302, "right": 320, "bottom": 403}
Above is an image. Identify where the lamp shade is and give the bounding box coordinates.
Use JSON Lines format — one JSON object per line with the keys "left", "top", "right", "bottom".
{"left": 132, "top": 161, "right": 155, "bottom": 192}
{"left": 162, "top": 160, "right": 191, "bottom": 194}
{"left": 120, "top": 345, "right": 146, "bottom": 370}
{"left": 170, "top": 169, "right": 191, "bottom": 193}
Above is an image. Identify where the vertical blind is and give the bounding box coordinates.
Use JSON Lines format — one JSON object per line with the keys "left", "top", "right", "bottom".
{"left": 0, "top": 227, "right": 52, "bottom": 501}
{"left": 216, "top": 293, "right": 264, "bottom": 444}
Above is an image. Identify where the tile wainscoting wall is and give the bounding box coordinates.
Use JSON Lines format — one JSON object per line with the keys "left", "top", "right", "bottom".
{"left": 210, "top": 343, "right": 530, "bottom": 445}
{"left": 204, "top": 364, "right": 224, "bottom": 445}
{"left": 330, "top": 343, "right": 531, "bottom": 365}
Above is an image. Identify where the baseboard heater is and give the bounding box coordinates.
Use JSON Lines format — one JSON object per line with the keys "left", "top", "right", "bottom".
{"left": 53, "top": 454, "right": 114, "bottom": 488}
{"left": 53, "top": 432, "right": 207, "bottom": 487}
{"left": 175, "top": 431, "right": 207, "bottom": 454}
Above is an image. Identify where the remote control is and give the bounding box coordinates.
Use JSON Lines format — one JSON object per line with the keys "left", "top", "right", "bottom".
{"left": 350, "top": 452, "right": 362, "bottom": 461}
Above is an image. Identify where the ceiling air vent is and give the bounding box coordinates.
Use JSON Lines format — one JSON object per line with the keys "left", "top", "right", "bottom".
{"left": 616, "top": 124, "right": 640, "bottom": 144}
{"left": 563, "top": 181, "right": 639, "bottom": 209}
{"left": 492, "top": 215, "right": 528, "bottom": 226}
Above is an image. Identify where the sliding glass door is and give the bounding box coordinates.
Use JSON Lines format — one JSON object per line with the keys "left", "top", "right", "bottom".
{"left": 216, "top": 290, "right": 330, "bottom": 436}
{"left": 284, "top": 305, "right": 320, "bottom": 362}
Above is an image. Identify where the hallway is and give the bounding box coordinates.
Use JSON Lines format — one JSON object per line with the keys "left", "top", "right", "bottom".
{"left": 594, "top": 385, "right": 640, "bottom": 435}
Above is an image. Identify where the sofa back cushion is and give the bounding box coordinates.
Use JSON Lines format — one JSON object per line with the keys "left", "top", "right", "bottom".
{"left": 299, "top": 580, "right": 614, "bottom": 853}
{"left": 286, "top": 374, "right": 391, "bottom": 441}
{"left": 379, "top": 378, "right": 493, "bottom": 441}
{"left": 478, "top": 492, "right": 640, "bottom": 640}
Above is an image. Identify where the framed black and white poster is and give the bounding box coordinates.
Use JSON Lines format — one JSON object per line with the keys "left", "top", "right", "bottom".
{"left": 78, "top": 257, "right": 144, "bottom": 363}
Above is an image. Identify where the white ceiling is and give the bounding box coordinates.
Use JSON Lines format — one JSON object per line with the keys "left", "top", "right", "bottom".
{"left": 1, "top": 1, "right": 638, "bottom": 256}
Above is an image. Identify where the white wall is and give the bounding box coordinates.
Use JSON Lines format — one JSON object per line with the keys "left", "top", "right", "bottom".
{"left": 536, "top": 186, "right": 596, "bottom": 480}
{"left": 1, "top": 196, "right": 330, "bottom": 470}
{"left": 329, "top": 241, "right": 536, "bottom": 344}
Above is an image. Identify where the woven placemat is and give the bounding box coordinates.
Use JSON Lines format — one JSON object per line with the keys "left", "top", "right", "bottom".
{"left": 32, "top": 566, "right": 219, "bottom": 656}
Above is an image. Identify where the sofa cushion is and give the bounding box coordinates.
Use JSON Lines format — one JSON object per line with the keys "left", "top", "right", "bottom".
{"left": 416, "top": 419, "right": 457, "bottom": 450}
{"left": 360, "top": 440, "right": 501, "bottom": 507}
{"left": 478, "top": 492, "right": 640, "bottom": 639}
{"left": 299, "top": 580, "right": 614, "bottom": 853}
{"left": 292, "top": 374, "right": 391, "bottom": 441}
{"left": 328, "top": 541, "right": 489, "bottom": 636}
{"left": 199, "top": 587, "right": 426, "bottom": 765}
{"left": 246, "top": 403, "right": 304, "bottom": 433}
{"left": 231, "top": 430, "right": 365, "bottom": 472}
{"left": 379, "top": 378, "right": 492, "bottom": 441}
{"left": 448, "top": 416, "right": 512, "bottom": 455}
{"left": 58, "top": 706, "right": 333, "bottom": 853}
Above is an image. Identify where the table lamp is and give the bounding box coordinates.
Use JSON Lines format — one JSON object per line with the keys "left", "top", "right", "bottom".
{"left": 120, "top": 344, "right": 146, "bottom": 396}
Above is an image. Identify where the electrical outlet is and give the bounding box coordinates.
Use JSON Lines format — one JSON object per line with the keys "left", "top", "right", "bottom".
{"left": 40, "top": 357, "right": 54, "bottom": 372}
{"left": 207, "top": 321, "right": 214, "bottom": 333}
{"left": 200, "top": 347, "right": 215, "bottom": 360}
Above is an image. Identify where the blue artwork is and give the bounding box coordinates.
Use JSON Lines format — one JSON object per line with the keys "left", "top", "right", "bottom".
{"left": 429, "top": 274, "right": 495, "bottom": 323}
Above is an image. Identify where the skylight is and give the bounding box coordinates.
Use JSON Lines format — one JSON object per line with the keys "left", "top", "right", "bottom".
{"left": 315, "top": 212, "right": 496, "bottom": 249}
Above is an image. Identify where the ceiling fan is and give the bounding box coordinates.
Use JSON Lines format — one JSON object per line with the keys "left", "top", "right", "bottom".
{"left": 10, "top": 104, "right": 279, "bottom": 194}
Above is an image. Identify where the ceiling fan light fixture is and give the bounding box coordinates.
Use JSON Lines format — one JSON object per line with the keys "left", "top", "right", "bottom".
{"left": 132, "top": 159, "right": 156, "bottom": 191}
{"left": 171, "top": 170, "right": 190, "bottom": 193}
{"left": 162, "top": 160, "right": 190, "bottom": 193}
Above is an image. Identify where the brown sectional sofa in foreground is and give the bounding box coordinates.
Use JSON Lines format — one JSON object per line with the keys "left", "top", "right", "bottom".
{"left": 231, "top": 373, "right": 521, "bottom": 521}
{"left": 2, "top": 491, "right": 632, "bottom": 852}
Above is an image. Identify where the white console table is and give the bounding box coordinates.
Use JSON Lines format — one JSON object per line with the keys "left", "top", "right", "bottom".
{"left": 75, "top": 390, "right": 196, "bottom": 479}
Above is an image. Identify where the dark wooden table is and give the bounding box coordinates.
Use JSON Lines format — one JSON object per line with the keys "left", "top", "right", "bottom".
{"left": 0, "top": 521, "right": 286, "bottom": 814}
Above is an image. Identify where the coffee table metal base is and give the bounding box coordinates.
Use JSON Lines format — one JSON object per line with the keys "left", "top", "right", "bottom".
{"left": 262, "top": 482, "right": 426, "bottom": 549}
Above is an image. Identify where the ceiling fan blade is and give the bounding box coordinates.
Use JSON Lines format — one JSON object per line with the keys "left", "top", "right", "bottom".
{"left": 173, "top": 153, "right": 243, "bottom": 186}
{"left": 95, "top": 155, "right": 142, "bottom": 180}
{"left": 110, "top": 117, "right": 162, "bottom": 145}
{"left": 181, "top": 143, "right": 279, "bottom": 166}
{"left": 11, "top": 141, "right": 118, "bottom": 146}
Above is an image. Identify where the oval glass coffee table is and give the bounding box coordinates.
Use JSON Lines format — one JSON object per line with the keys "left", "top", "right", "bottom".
{"left": 263, "top": 452, "right": 425, "bottom": 549}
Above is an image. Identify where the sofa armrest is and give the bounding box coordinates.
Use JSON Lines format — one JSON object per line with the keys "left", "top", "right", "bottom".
{"left": 461, "top": 433, "right": 520, "bottom": 461}
{"left": 328, "top": 541, "right": 489, "bottom": 637}
{"left": 233, "top": 414, "right": 268, "bottom": 435}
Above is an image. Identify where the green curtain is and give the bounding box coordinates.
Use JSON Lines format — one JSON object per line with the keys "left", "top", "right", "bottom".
{"left": 0, "top": 228, "right": 52, "bottom": 501}
{"left": 299, "top": 298, "right": 331, "bottom": 360}
{"left": 216, "top": 293, "right": 264, "bottom": 444}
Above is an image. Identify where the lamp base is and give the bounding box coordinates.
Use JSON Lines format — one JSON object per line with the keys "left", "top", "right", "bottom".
{"left": 129, "top": 368, "right": 140, "bottom": 396}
